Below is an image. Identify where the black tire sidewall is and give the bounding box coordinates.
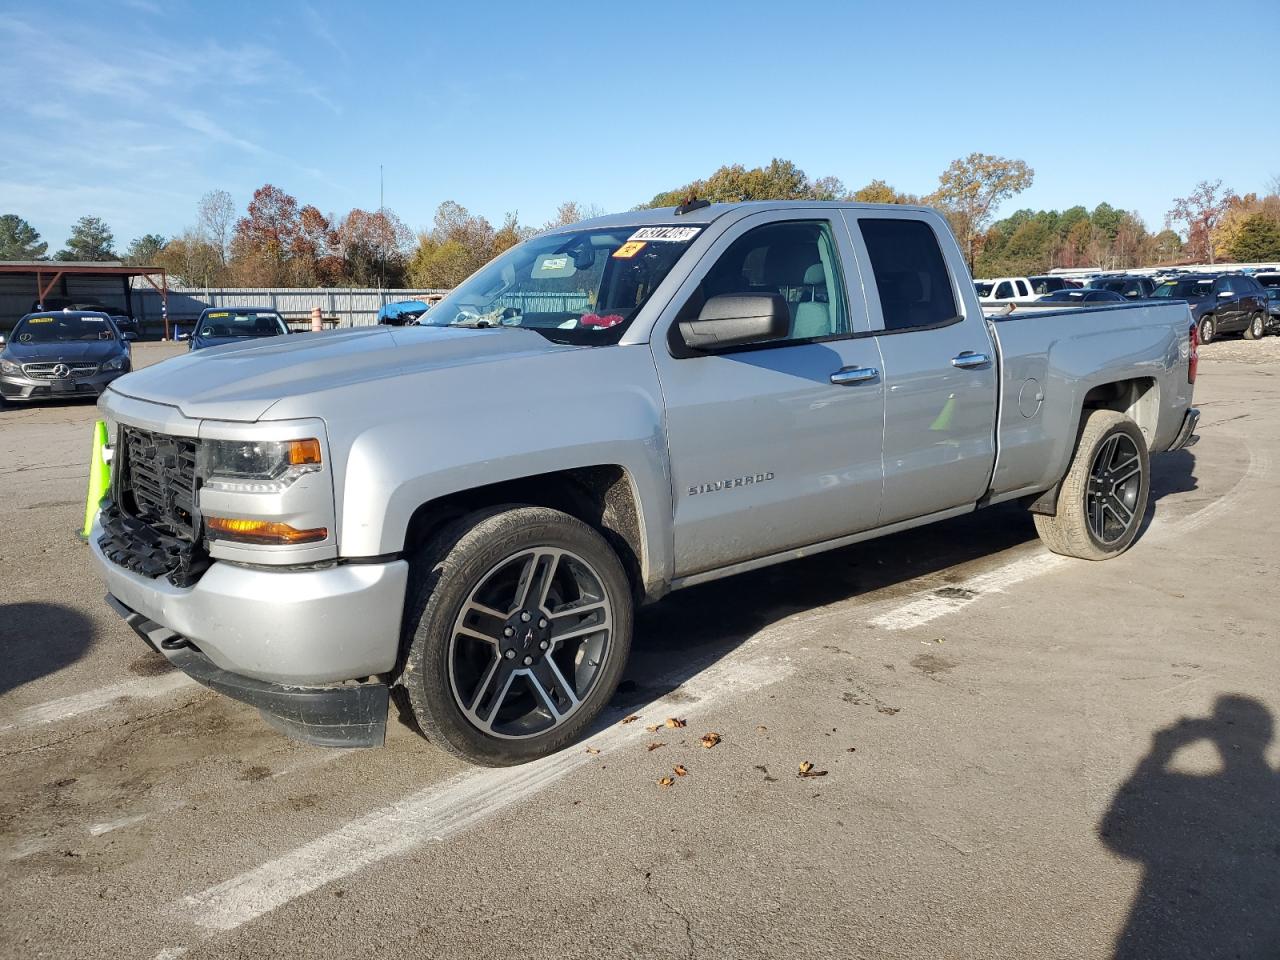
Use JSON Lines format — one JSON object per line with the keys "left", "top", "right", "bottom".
{"left": 1073, "top": 417, "right": 1150, "bottom": 556}
{"left": 401, "top": 506, "right": 633, "bottom": 766}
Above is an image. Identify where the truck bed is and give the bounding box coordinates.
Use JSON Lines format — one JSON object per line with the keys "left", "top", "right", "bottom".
{"left": 984, "top": 300, "right": 1195, "bottom": 504}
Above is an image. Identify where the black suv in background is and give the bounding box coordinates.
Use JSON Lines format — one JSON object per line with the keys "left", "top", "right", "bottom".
{"left": 1151, "top": 274, "right": 1269, "bottom": 342}
{"left": 1089, "top": 275, "right": 1158, "bottom": 300}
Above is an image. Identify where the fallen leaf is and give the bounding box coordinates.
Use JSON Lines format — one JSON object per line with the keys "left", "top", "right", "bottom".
{"left": 646, "top": 742, "right": 666, "bottom": 752}
{"left": 673, "top": 765, "right": 688, "bottom": 777}
{"left": 585, "top": 746, "right": 600, "bottom": 755}
{"left": 700, "top": 732, "right": 722, "bottom": 749}
{"left": 621, "top": 714, "right": 640, "bottom": 725}
{"left": 753, "top": 765, "right": 768, "bottom": 774}
{"left": 644, "top": 724, "right": 660, "bottom": 733}
{"left": 763, "top": 775, "right": 778, "bottom": 783}
{"left": 798, "top": 761, "right": 814, "bottom": 775}
{"left": 846, "top": 747, "right": 857, "bottom": 753}
{"left": 798, "top": 760, "right": 828, "bottom": 779}
{"left": 756, "top": 725, "right": 768, "bottom": 732}
{"left": 664, "top": 717, "right": 687, "bottom": 729}
{"left": 658, "top": 776, "right": 675, "bottom": 788}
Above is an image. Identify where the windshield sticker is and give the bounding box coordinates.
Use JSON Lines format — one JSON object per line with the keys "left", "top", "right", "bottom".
{"left": 612, "top": 241, "right": 647, "bottom": 259}
{"left": 532, "top": 254, "right": 575, "bottom": 278}
{"left": 28, "top": 316, "right": 54, "bottom": 323}
{"left": 628, "top": 226, "right": 701, "bottom": 243}
{"left": 207, "top": 311, "right": 229, "bottom": 318}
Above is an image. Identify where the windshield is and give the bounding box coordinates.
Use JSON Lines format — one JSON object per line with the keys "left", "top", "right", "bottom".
{"left": 12, "top": 313, "right": 118, "bottom": 343}
{"left": 1266, "top": 288, "right": 1280, "bottom": 301}
{"left": 1153, "top": 278, "right": 1213, "bottom": 299}
{"left": 419, "top": 225, "right": 701, "bottom": 343}
{"left": 197, "top": 311, "right": 288, "bottom": 338}
{"left": 974, "top": 282, "right": 994, "bottom": 297}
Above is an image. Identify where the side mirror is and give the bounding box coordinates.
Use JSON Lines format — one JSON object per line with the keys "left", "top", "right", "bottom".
{"left": 123, "top": 331, "right": 139, "bottom": 342}
{"left": 177, "top": 331, "right": 190, "bottom": 341}
{"left": 1218, "top": 290, "right": 1233, "bottom": 299}
{"left": 679, "top": 293, "right": 790, "bottom": 351}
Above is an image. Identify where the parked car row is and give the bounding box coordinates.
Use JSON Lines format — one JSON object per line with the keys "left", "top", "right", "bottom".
{"left": 975, "top": 268, "right": 1275, "bottom": 342}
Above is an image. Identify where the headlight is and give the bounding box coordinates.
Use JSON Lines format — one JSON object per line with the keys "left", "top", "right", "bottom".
{"left": 101, "top": 355, "right": 129, "bottom": 372}
{"left": 0, "top": 358, "right": 20, "bottom": 376}
{"left": 200, "top": 438, "right": 323, "bottom": 493}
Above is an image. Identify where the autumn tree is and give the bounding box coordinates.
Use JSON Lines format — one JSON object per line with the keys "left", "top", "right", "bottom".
{"left": 928, "top": 153, "right": 1034, "bottom": 269}
{"left": 155, "top": 229, "right": 224, "bottom": 286}
{"left": 1166, "top": 180, "right": 1234, "bottom": 264}
{"left": 337, "top": 208, "right": 412, "bottom": 287}
{"left": 293, "top": 205, "right": 343, "bottom": 285}
{"left": 231, "top": 184, "right": 301, "bottom": 285}
{"left": 56, "top": 215, "right": 117, "bottom": 261}
{"left": 643, "top": 158, "right": 849, "bottom": 208}
{"left": 852, "top": 179, "right": 918, "bottom": 204}
{"left": 409, "top": 201, "right": 513, "bottom": 288}
{"left": 0, "top": 214, "right": 47, "bottom": 259}
{"left": 124, "top": 233, "right": 166, "bottom": 265}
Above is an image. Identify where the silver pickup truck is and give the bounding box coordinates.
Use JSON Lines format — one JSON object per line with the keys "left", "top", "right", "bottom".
{"left": 90, "top": 201, "right": 1199, "bottom": 764}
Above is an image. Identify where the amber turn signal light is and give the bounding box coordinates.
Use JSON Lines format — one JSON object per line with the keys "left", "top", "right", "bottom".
{"left": 205, "top": 516, "right": 327, "bottom": 545}
{"left": 287, "top": 438, "right": 322, "bottom": 465}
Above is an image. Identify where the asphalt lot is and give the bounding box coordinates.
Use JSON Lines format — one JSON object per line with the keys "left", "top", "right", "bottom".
{"left": 2, "top": 338, "right": 1278, "bottom": 960}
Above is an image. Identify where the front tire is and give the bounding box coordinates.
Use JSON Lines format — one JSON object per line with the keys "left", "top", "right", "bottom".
{"left": 1034, "top": 410, "right": 1150, "bottom": 561}
{"left": 1243, "top": 312, "right": 1266, "bottom": 340}
{"left": 1198, "top": 314, "right": 1216, "bottom": 344}
{"left": 400, "top": 505, "right": 633, "bottom": 765}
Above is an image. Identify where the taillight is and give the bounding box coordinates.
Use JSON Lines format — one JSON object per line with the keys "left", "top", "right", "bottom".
{"left": 1188, "top": 320, "right": 1199, "bottom": 384}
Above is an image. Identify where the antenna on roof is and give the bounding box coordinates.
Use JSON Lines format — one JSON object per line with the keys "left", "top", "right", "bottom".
{"left": 674, "top": 194, "right": 710, "bottom": 216}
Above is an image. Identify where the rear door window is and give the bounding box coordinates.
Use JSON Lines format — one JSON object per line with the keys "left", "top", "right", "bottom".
{"left": 857, "top": 218, "right": 960, "bottom": 331}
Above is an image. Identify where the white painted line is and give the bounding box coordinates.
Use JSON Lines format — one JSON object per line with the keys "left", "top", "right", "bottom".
{"left": 88, "top": 813, "right": 152, "bottom": 836}
{"left": 0, "top": 672, "right": 199, "bottom": 734}
{"left": 870, "top": 436, "right": 1267, "bottom": 632}
{"left": 152, "top": 948, "right": 189, "bottom": 960}
{"left": 175, "top": 654, "right": 787, "bottom": 933}
{"left": 869, "top": 551, "right": 1067, "bottom": 631}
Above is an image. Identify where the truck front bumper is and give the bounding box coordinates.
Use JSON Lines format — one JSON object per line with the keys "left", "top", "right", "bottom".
{"left": 107, "top": 595, "right": 390, "bottom": 747}
{"left": 90, "top": 518, "right": 409, "bottom": 746}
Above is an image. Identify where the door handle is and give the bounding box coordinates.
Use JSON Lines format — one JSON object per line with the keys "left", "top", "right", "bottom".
{"left": 951, "top": 352, "right": 991, "bottom": 369}
{"left": 830, "top": 366, "right": 879, "bottom": 386}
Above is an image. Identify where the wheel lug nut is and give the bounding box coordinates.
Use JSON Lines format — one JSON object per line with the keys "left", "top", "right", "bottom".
{"left": 539, "top": 640, "right": 548, "bottom": 650}
{"left": 503, "top": 626, "right": 514, "bottom": 637}
{"left": 523, "top": 655, "right": 533, "bottom": 666}
{"left": 520, "top": 611, "right": 531, "bottom": 622}
{"left": 538, "top": 618, "right": 547, "bottom": 628}
{"left": 504, "top": 649, "right": 515, "bottom": 660}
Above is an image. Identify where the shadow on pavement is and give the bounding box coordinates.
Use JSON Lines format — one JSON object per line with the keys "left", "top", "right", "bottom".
{"left": 0, "top": 602, "right": 96, "bottom": 695}
{"left": 1100, "top": 695, "right": 1280, "bottom": 959}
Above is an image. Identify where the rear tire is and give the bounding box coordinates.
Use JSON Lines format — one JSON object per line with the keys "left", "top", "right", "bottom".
{"left": 1198, "top": 314, "right": 1216, "bottom": 344}
{"left": 399, "top": 505, "right": 633, "bottom": 766}
{"left": 1243, "top": 312, "right": 1266, "bottom": 340}
{"left": 1033, "top": 410, "right": 1150, "bottom": 561}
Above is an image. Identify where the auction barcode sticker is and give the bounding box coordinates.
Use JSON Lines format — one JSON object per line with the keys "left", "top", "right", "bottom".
{"left": 628, "top": 226, "right": 702, "bottom": 243}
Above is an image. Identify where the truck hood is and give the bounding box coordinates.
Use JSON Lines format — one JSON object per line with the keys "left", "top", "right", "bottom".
{"left": 107, "top": 326, "right": 573, "bottom": 422}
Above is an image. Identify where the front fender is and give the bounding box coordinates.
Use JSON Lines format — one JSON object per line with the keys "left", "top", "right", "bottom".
{"left": 328, "top": 345, "right": 674, "bottom": 590}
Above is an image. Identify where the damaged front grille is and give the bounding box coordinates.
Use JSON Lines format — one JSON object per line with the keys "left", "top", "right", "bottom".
{"left": 121, "top": 427, "right": 200, "bottom": 539}
{"left": 98, "top": 426, "right": 209, "bottom": 586}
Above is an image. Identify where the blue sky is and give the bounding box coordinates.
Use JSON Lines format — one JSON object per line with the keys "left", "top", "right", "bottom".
{"left": 2, "top": 0, "right": 1276, "bottom": 251}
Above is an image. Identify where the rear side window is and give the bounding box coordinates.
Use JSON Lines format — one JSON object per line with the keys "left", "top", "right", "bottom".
{"left": 858, "top": 219, "right": 959, "bottom": 331}
{"left": 994, "top": 281, "right": 1014, "bottom": 299}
